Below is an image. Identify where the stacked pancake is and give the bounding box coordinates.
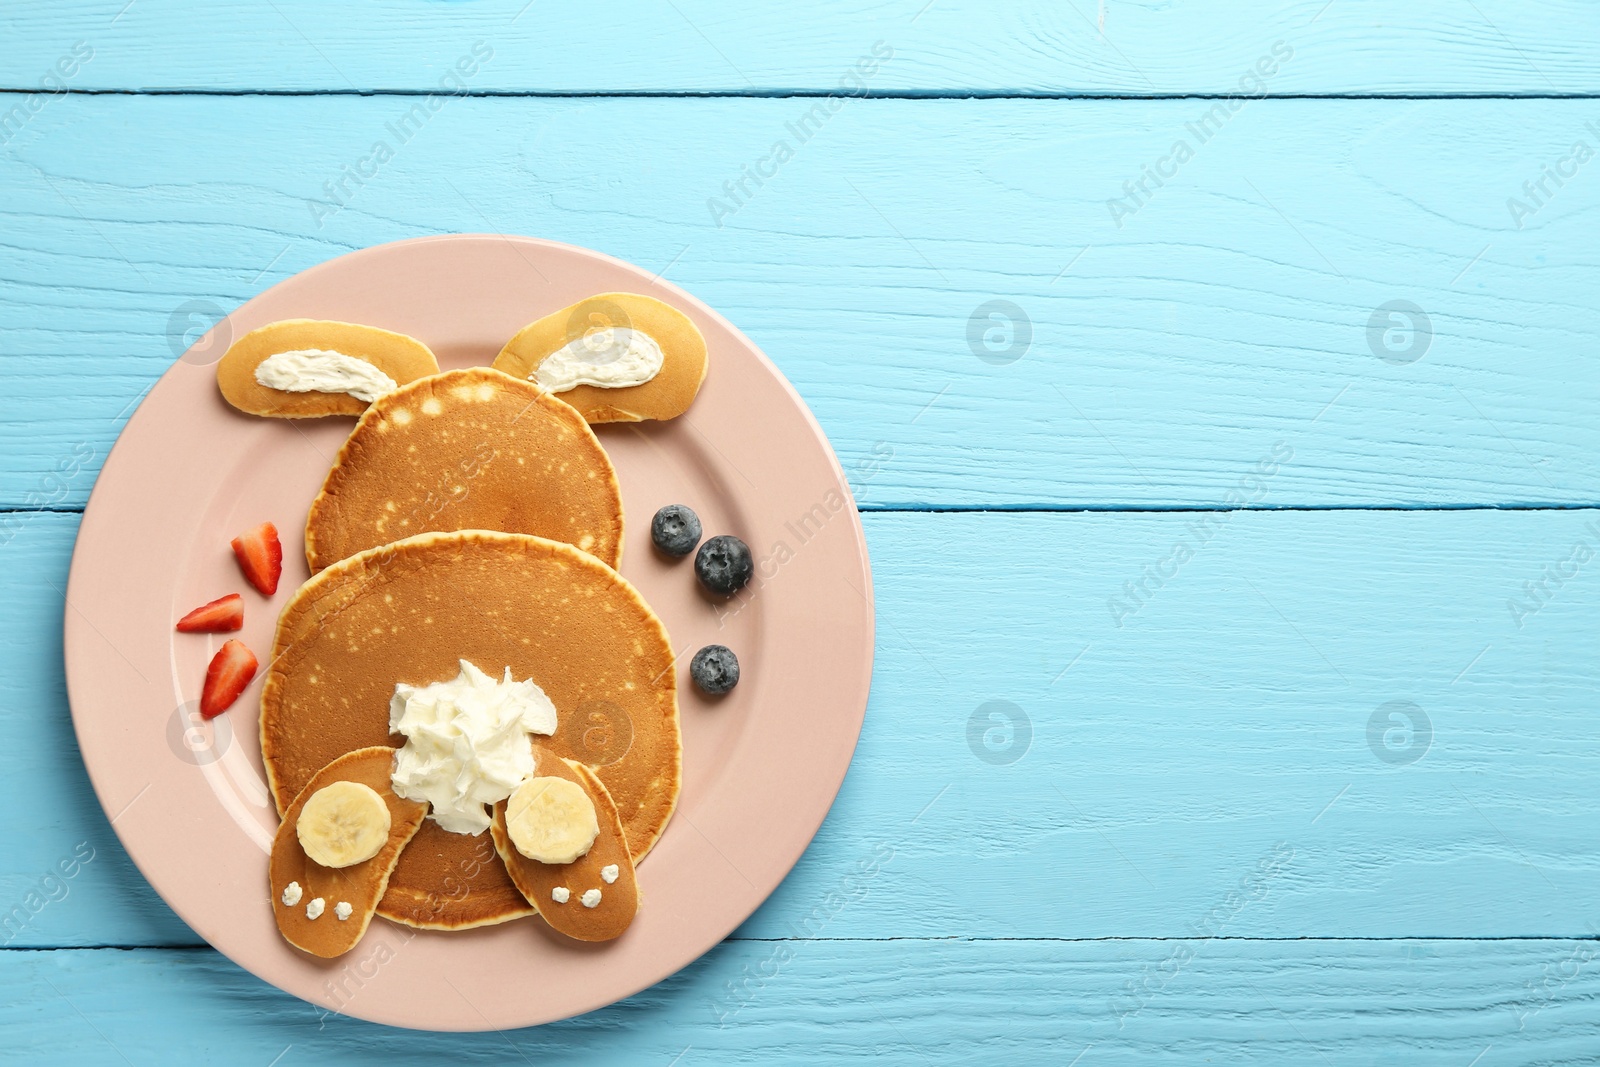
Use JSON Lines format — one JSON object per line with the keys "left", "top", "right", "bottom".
{"left": 218, "top": 301, "right": 706, "bottom": 956}
{"left": 260, "top": 529, "right": 677, "bottom": 935}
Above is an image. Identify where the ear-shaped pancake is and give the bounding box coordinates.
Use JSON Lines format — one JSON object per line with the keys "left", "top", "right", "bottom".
{"left": 303, "top": 367, "right": 624, "bottom": 572}
{"left": 491, "top": 750, "right": 639, "bottom": 942}
{"left": 217, "top": 320, "right": 440, "bottom": 418}
{"left": 491, "top": 293, "right": 707, "bottom": 423}
{"left": 269, "top": 747, "right": 427, "bottom": 958}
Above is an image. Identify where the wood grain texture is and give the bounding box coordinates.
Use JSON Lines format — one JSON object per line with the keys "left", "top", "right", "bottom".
{"left": 7, "top": 939, "right": 1600, "bottom": 1063}
{"left": 4, "top": 8, "right": 1597, "bottom": 1049}
{"left": 3, "top": 2, "right": 1600, "bottom": 95}
{"left": 3, "top": 96, "right": 1599, "bottom": 509}
{"left": 9, "top": 508, "right": 1600, "bottom": 948}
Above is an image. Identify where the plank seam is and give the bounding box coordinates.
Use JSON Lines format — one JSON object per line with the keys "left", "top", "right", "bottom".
{"left": 7, "top": 935, "right": 1600, "bottom": 951}
{"left": 3, "top": 89, "right": 1600, "bottom": 101}
{"left": 855, "top": 503, "right": 1600, "bottom": 514}
{"left": 8, "top": 504, "right": 1600, "bottom": 517}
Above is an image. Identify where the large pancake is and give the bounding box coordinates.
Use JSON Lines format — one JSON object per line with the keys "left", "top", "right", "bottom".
{"left": 304, "top": 368, "right": 624, "bottom": 573}
{"left": 260, "top": 531, "right": 680, "bottom": 930}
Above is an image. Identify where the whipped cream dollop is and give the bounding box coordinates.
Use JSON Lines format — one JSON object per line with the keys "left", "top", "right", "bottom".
{"left": 389, "top": 660, "right": 558, "bottom": 835}
{"left": 255, "top": 348, "right": 398, "bottom": 403}
{"left": 534, "top": 328, "right": 664, "bottom": 393}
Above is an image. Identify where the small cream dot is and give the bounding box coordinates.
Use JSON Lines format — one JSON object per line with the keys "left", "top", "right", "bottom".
{"left": 306, "top": 897, "right": 325, "bottom": 920}
{"left": 281, "top": 882, "right": 302, "bottom": 906}
{"left": 551, "top": 886, "right": 570, "bottom": 904}
{"left": 581, "top": 888, "right": 602, "bottom": 908}
{"left": 334, "top": 901, "right": 353, "bottom": 921}
{"left": 600, "top": 864, "right": 619, "bottom": 884}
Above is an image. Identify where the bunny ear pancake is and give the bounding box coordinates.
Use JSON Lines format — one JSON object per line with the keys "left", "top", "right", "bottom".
{"left": 260, "top": 530, "right": 681, "bottom": 931}
{"left": 492, "top": 293, "right": 707, "bottom": 424}
{"left": 217, "top": 319, "right": 440, "bottom": 418}
{"left": 304, "top": 367, "right": 625, "bottom": 573}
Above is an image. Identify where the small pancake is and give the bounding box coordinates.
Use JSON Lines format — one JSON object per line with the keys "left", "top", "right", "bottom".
{"left": 304, "top": 368, "right": 624, "bottom": 573}
{"left": 491, "top": 293, "right": 707, "bottom": 423}
{"left": 260, "top": 531, "right": 681, "bottom": 930}
{"left": 269, "top": 747, "right": 428, "bottom": 958}
{"left": 218, "top": 319, "right": 440, "bottom": 418}
{"left": 491, "top": 750, "right": 639, "bottom": 942}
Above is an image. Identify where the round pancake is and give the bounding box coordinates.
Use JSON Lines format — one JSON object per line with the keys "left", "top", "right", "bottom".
{"left": 491, "top": 293, "right": 707, "bottom": 423}
{"left": 304, "top": 368, "right": 624, "bottom": 573}
{"left": 260, "top": 531, "right": 681, "bottom": 930}
{"left": 217, "top": 319, "right": 440, "bottom": 418}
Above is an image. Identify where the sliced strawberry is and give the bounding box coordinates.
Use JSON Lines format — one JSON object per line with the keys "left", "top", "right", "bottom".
{"left": 175, "top": 593, "right": 244, "bottom": 633}
{"left": 200, "top": 639, "right": 258, "bottom": 719}
{"left": 231, "top": 521, "right": 283, "bottom": 596}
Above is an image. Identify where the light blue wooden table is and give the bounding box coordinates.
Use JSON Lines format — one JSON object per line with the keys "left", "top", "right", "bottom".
{"left": 5, "top": 2, "right": 1600, "bottom": 1062}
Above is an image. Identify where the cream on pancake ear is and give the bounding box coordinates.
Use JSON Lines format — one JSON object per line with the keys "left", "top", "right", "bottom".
{"left": 491, "top": 293, "right": 707, "bottom": 423}
{"left": 217, "top": 320, "right": 439, "bottom": 418}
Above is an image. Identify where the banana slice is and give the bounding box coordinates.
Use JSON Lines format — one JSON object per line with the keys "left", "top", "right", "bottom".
{"left": 297, "top": 780, "right": 392, "bottom": 868}
{"left": 270, "top": 747, "right": 427, "bottom": 958}
{"left": 491, "top": 748, "right": 638, "bottom": 942}
{"left": 505, "top": 776, "right": 599, "bottom": 864}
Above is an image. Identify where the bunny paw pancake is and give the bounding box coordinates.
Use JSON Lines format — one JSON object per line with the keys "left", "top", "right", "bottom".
{"left": 259, "top": 531, "right": 681, "bottom": 931}
{"left": 218, "top": 319, "right": 440, "bottom": 418}
{"left": 491, "top": 750, "right": 639, "bottom": 942}
{"left": 304, "top": 367, "right": 624, "bottom": 572}
{"left": 492, "top": 293, "right": 707, "bottom": 424}
{"left": 269, "top": 747, "right": 429, "bottom": 958}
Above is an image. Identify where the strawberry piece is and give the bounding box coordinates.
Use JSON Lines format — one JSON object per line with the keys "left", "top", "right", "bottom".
{"left": 231, "top": 521, "right": 283, "bottom": 596}
{"left": 175, "top": 593, "right": 244, "bottom": 633}
{"left": 200, "top": 639, "right": 258, "bottom": 719}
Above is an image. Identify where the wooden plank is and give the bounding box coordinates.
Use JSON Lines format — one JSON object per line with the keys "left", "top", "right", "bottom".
{"left": 3, "top": 96, "right": 1598, "bottom": 509}
{"left": 6, "top": 939, "right": 1599, "bottom": 1060}
{"left": 10, "top": 508, "right": 1600, "bottom": 946}
{"left": 4, "top": 2, "right": 1600, "bottom": 95}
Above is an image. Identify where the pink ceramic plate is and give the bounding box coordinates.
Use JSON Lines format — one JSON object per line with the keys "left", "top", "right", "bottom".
{"left": 64, "top": 235, "right": 874, "bottom": 1030}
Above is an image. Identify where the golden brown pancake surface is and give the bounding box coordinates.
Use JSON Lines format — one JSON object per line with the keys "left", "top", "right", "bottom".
{"left": 218, "top": 319, "right": 440, "bottom": 418}
{"left": 491, "top": 751, "right": 638, "bottom": 942}
{"left": 260, "top": 531, "right": 681, "bottom": 930}
{"left": 269, "top": 747, "right": 428, "bottom": 958}
{"left": 491, "top": 293, "right": 707, "bottom": 424}
{"left": 304, "top": 367, "right": 624, "bottom": 573}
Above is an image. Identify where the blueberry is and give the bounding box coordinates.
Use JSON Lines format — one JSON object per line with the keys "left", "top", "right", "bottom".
{"left": 690, "top": 645, "right": 740, "bottom": 695}
{"left": 651, "top": 504, "right": 702, "bottom": 557}
{"left": 694, "top": 534, "right": 753, "bottom": 596}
